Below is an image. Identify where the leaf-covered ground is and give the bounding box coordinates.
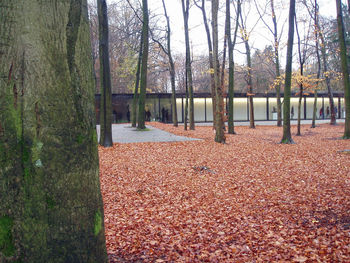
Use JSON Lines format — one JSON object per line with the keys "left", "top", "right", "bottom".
{"left": 99, "top": 123, "right": 350, "bottom": 262}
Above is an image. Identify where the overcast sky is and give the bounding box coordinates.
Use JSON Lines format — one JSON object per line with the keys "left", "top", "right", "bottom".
{"left": 105, "top": 0, "right": 339, "bottom": 64}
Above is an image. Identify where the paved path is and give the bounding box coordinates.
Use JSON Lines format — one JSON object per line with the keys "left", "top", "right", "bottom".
{"left": 96, "top": 124, "right": 200, "bottom": 143}
{"left": 97, "top": 119, "right": 344, "bottom": 143}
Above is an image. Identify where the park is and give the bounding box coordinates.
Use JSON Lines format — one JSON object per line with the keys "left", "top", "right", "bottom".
{"left": 101, "top": 122, "right": 350, "bottom": 262}
{"left": 1, "top": 0, "right": 350, "bottom": 262}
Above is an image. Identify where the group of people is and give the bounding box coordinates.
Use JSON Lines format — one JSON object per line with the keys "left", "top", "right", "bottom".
{"left": 319, "top": 106, "right": 338, "bottom": 119}
{"left": 126, "top": 105, "right": 152, "bottom": 122}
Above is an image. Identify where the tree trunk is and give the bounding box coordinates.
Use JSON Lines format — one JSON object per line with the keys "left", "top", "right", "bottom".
{"left": 132, "top": 34, "right": 143, "bottom": 128}
{"left": 247, "top": 51, "right": 255, "bottom": 129}
{"left": 227, "top": 0, "right": 240, "bottom": 134}
{"left": 271, "top": 0, "right": 282, "bottom": 127}
{"left": 297, "top": 86, "right": 303, "bottom": 136}
{"left": 281, "top": 0, "right": 296, "bottom": 144}
{"left": 212, "top": 0, "right": 226, "bottom": 143}
{"left": 239, "top": 10, "right": 255, "bottom": 129}
{"left": 162, "top": 0, "right": 178, "bottom": 127}
{"left": 184, "top": 72, "right": 189, "bottom": 131}
{"left": 0, "top": 1, "right": 108, "bottom": 261}
{"left": 311, "top": 0, "right": 321, "bottom": 129}
{"left": 182, "top": 0, "right": 195, "bottom": 130}
{"left": 98, "top": 0, "right": 113, "bottom": 147}
{"left": 195, "top": 0, "right": 216, "bottom": 128}
{"left": 318, "top": 27, "right": 336, "bottom": 125}
{"left": 137, "top": 0, "right": 149, "bottom": 130}
{"left": 311, "top": 90, "right": 318, "bottom": 128}
{"left": 336, "top": 0, "right": 350, "bottom": 138}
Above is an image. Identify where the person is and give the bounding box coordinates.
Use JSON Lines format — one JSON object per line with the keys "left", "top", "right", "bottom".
{"left": 335, "top": 106, "right": 338, "bottom": 118}
{"left": 161, "top": 107, "right": 165, "bottom": 122}
{"left": 126, "top": 105, "right": 130, "bottom": 122}
{"left": 326, "top": 106, "right": 330, "bottom": 117}
{"left": 319, "top": 107, "right": 324, "bottom": 119}
{"left": 145, "top": 109, "right": 151, "bottom": 121}
{"left": 291, "top": 106, "right": 294, "bottom": 119}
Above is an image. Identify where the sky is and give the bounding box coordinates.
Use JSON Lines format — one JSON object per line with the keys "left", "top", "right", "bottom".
{"left": 104, "top": 0, "right": 339, "bottom": 65}
{"left": 145, "top": 0, "right": 338, "bottom": 64}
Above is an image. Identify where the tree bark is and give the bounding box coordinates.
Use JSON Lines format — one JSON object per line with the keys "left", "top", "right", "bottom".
{"left": 212, "top": 0, "right": 226, "bottom": 143}
{"left": 132, "top": 34, "right": 143, "bottom": 127}
{"left": 311, "top": 0, "right": 321, "bottom": 129}
{"left": 281, "top": 0, "right": 296, "bottom": 144}
{"left": 0, "top": 0, "right": 108, "bottom": 261}
{"left": 336, "top": 0, "right": 350, "bottom": 138}
{"left": 227, "top": 0, "right": 239, "bottom": 134}
{"left": 317, "top": 22, "right": 336, "bottom": 125}
{"left": 98, "top": 0, "right": 113, "bottom": 147}
{"left": 195, "top": 0, "right": 216, "bottom": 128}
{"left": 162, "top": 0, "right": 178, "bottom": 127}
{"left": 182, "top": 0, "right": 195, "bottom": 130}
{"left": 239, "top": 10, "right": 255, "bottom": 129}
{"left": 270, "top": 0, "right": 282, "bottom": 127}
{"left": 137, "top": 0, "right": 149, "bottom": 130}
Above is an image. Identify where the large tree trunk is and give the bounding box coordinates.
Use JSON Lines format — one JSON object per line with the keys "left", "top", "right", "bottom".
{"left": 212, "top": 0, "right": 226, "bottom": 143}
{"left": 182, "top": 0, "right": 195, "bottom": 130}
{"left": 137, "top": 0, "right": 149, "bottom": 130}
{"left": 281, "top": 0, "right": 296, "bottom": 144}
{"left": 98, "top": 0, "right": 113, "bottom": 147}
{"left": 0, "top": 1, "right": 108, "bottom": 262}
{"left": 336, "top": 0, "right": 350, "bottom": 138}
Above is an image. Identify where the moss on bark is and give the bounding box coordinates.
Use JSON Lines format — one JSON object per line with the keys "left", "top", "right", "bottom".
{"left": 0, "top": 0, "right": 107, "bottom": 262}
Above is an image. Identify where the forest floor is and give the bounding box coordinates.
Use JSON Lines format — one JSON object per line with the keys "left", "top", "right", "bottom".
{"left": 99, "top": 123, "right": 350, "bottom": 262}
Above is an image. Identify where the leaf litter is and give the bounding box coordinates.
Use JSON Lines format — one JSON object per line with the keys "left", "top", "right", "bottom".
{"left": 99, "top": 123, "right": 350, "bottom": 262}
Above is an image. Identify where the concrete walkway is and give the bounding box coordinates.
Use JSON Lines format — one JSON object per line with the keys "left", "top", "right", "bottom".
{"left": 96, "top": 124, "right": 200, "bottom": 143}
{"left": 97, "top": 119, "right": 344, "bottom": 144}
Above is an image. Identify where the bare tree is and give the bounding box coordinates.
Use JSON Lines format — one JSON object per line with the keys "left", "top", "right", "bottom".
{"left": 238, "top": 1, "right": 257, "bottom": 129}
{"left": 295, "top": 12, "right": 312, "bottom": 136}
{"left": 194, "top": 0, "right": 216, "bottom": 127}
{"left": 281, "top": 0, "right": 296, "bottom": 144}
{"left": 254, "top": 0, "right": 285, "bottom": 126}
{"left": 98, "top": 0, "right": 113, "bottom": 147}
{"left": 137, "top": 0, "right": 149, "bottom": 129}
{"left": 212, "top": 0, "right": 226, "bottom": 143}
{"left": 336, "top": 0, "right": 350, "bottom": 138}
{"left": 182, "top": 0, "right": 195, "bottom": 130}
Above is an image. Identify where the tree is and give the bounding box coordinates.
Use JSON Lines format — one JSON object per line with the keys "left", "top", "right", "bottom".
{"left": 336, "top": 0, "right": 350, "bottom": 138}
{"left": 98, "top": 0, "right": 113, "bottom": 147}
{"left": 238, "top": 1, "right": 256, "bottom": 129}
{"left": 294, "top": 12, "right": 312, "bottom": 136}
{"left": 182, "top": 0, "right": 195, "bottom": 130}
{"left": 137, "top": 0, "right": 149, "bottom": 129}
{"left": 308, "top": 0, "right": 322, "bottom": 129}
{"left": 157, "top": 0, "right": 178, "bottom": 126}
{"left": 316, "top": 9, "right": 337, "bottom": 125}
{"left": 254, "top": 0, "right": 284, "bottom": 126}
{"left": 0, "top": 0, "right": 107, "bottom": 261}
{"left": 212, "top": 0, "right": 226, "bottom": 143}
{"left": 132, "top": 35, "right": 143, "bottom": 127}
{"left": 227, "top": 0, "right": 241, "bottom": 134}
{"left": 194, "top": 0, "right": 216, "bottom": 128}
{"left": 281, "top": 0, "right": 296, "bottom": 144}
